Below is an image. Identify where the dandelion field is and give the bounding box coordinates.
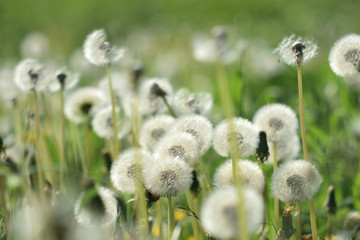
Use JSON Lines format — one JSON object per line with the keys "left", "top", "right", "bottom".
{"left": 1, "top": 1, "right": 360, "bottom": 239}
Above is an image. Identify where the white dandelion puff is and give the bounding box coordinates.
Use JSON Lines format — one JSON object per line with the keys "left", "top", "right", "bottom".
{"left": 271, "top": 160, "right": 322, "bottom": 202}
{"left": 169, "top": 114, "right": 213, "bottom": 156}
{"left": 274, "top": 34, "right": 318, "bottom": 65}
{"left": 144, "top": 157, "right": 192, "bottom": 197}
{"left": 213, "top": 159, "right": 265, "bottom": 194}
{"left": 47, "top": 68, "right": 80, "bottom": 92}
{"left": 172, "top": 88, "right": 213, "bottom": 116}
{"left": 110, "top": 148, "right": 153, "bottom": 194}
{"left": 138, "top": 77, "right": 173, "bottom": 115}
{"left": 64, "top": 87, "right": 107, "bottom": 124}
{"left": 14, "top": 59, "right": 47, "bottom": 92}
{"left": 267, "top": 134, "right": 300, "bottom": 165}
{"left": 213, "top": 117, "right": 259, "bottom": 158}
{"left": 91, "top": 105, "right": 131, "bottom": 139}
{"left": 140, "top": 114, "right": 175, "bottom": 151}
{"left": 329, "top": 34, "right": 360, "bottom": 77}
{"left": 20, "top": 32, "right": 50, "bottom": 59}
{"left": 153, "top": 131, "right": 199, "bottom": 166}
{"left": 201, "top": 187, "right": 264, "bottom": 239}
{"left": 74, "top": 187, "right": 118, "bottom": 228}
{"left": 83, "top": 29, "right": 125, "bottom": 66}
{"left": 253, "top": 103, "right": 298, "bottom": 143}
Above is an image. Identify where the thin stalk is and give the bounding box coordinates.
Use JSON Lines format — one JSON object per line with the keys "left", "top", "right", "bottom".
{"left": 167, "top": 196, "right": 175, "bottom": 239}
{"left": 296, "top": 62, "right": 318, "bottom": 239}
{"left": 273, "top": 143, "right": 279, "bottom": 232}
{"left": 260, "top": 163, "right": 267, "bottom": 238}
{"left": 216, "top": 65, "right": 248, "bottom": 240}
{"left": 161, "top": 96, "right": 176, "bottom": 118}
{"left": 59, "top": 89, "right": 65, "bottom": 190}
{"left": 185, "top": 191, "right": 200, "bottom": 240}
{"left": 197, "top": 157, "right": 212, "bottom": 191}
{"left": 0, "top": 163, "right": 8, "bottom": 228}
{"left": 105, "top": 64, "right": 120, "bottom": 158}
{"left": 155, "top": 200, "right": 163, "bottom": 238}
{"left": 33, "top": 90, "right": 44, "bottom": 194}
{"left": 295, "top": 202, "right": 302, "bottom": 240}
{"left": 85, "top": 118, "right": 91, "bottom": 176}
{"left": 328, "top": 214, "right": 332, "bottom": 239}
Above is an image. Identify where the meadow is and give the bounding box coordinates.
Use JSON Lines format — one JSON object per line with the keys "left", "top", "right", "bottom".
{"left": 1, "top": 0, "right": 360, "bottom": 239}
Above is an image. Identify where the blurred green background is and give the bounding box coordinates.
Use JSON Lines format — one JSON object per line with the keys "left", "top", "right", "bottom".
{"left": 1, "top": 0, "right": 360, "bottom": 237}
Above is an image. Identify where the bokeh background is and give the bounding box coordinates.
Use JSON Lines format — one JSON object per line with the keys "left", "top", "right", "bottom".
{"left": 1, "top": 0, "right": 360, "bottom": 237}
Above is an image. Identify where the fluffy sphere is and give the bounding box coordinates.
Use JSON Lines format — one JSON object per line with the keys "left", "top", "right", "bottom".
{"left": 271, "top": 160, "right": 322, "bottom": 202}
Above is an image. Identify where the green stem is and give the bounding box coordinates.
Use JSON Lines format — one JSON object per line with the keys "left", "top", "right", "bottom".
{"left": 273, "top": 143, "right": 279, "bottom": 232}
{"left": 185, "top": 191, "right": 200, "bottom": 240}
{"left": 197, "top": 157, "right": 212, "bottom": 191}
{"left": 260, "top": 163, "right": 267, "bottom": 238}
{"left": 328, "top": 214, "right": 332, "bottom": 240}
{"left": 161, "top": 96, "right": 177, "bottom": 118}
{"left": 297, "top": 62, "right": 318, "bottom": 240}
{"left": 105, "top": 64, "right": 120, "bottom": 158}
{"left": 308, "top": 198, "right": 318, "bottom": 240}
{"left": 295, "top": 202, "right": 302, "bottom": 240}
{"left": 33, "top": 90, "right": 44, "bottom": 194}
{"left": 59, "top": 89, "right": 65, "bottom": 190}
{"left": 167, "top": 196, "right": 175, "bottom": 239}
{"left": 85, "top": 118, "right": 91, "bottom": 176}
{"left": 0, "top": 162, "right": 8, "bottom": 228}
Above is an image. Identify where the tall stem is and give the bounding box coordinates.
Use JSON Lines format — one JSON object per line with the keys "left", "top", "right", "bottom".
{"left": 328, "top": 214, "right": 332, "bottom": 239}
{"left": 185, "top": 191, "right": 200, "bottom": 240}
{"left": 105, "top": 64, "right": 120, "bottom": 158}
{"left": 273, "top": 143, "right": 279, "bottom": 232}
{"left": 167, "top": 196, "right": 175, "bottom": 239}
{"left": 0, "top": 160, "right": 8, "bottom": 228}
{"left": 85, "top": 118, "right": 91, "bottom": 176}
{"left": 260, "top": 163, "right": 267, "bottom": 238}
{"left": 59, "top": 89, "right": 65, "bottom": 190}
{"left": 33, "top": 91, "right": 44, "bottom": 194}
{"left": 296, "top": 62, "right": 318, "bottom": 240}
{"left": 295, "top": 202, "right": 302, "bottom": 240}
{"left": 197, "top": 157, "right": 212, "bottom": 191}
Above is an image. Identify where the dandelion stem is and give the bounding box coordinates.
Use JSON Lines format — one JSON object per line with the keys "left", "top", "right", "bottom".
{"left": 0, "top": 159, "right": 8, "bottom": 229}
{"left": 216, "top": 64, "right": 248, "bottom": 240}
{"left": 161, "top": 95, "right": 177, "bottom": 118}
{"left": 59, "top": 88, "right": 66, "bottom": 190}
{"left": 197, "top": 157, "right": 212, "bottom": 191}
{"left": 33, "top": 90, "right": 44, "bottom": 195}
{"left": 328, "top": 214, "right": 332, "bottom": 239}
{"left": 85, "top": 118, "right": 91, "bottom": 176}
{"left": 273, "top": 143, "right": 280, "bottom": 232}
{"left": 167, "top": 196, "right": 175, "bottom": 239}
{"left": 295, "top": 202, "right": 302, "bottom": 240}
{"left": 296, "top": 61, "right": 318, "bottom": 240}
{"left": 185, "top": 191, "right": 200, "bottom": 240}
{"left": 105, "top": 64, "right": 120, "bottom": 159}
{"left": 260, "top": 163, "right": 267, "bottom": 238}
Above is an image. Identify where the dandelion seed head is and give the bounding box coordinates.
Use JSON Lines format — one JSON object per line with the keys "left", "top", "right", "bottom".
{"left": 274, "top": 34, "right": 318, "bottom": 65}
{"left": 253, "top": 103, "right": 298, "bottom": 143}
{"left": 169, "top": 115, "right": 213, "bottom": 156}
{"left": 64, "top": 87, "right": 107, "bottom": 124}
{"left": 48, "top": 68, "right": 80, "bottom": 92}
{"left": 140, "top": 115, "right": 175, "bottom": 150}
{"left": 271, "top": 160, "right": 322, "bottom": 202}
{"left": 329, "top": 34, "right": 360, "bottom": 77}
{"left": 213, "top": 117, "right": 259, "bottom": 158}
{"left": 83, "top": 29, "right": 125, "bottom": 66}
{"left": 14, "top": 59, "right": 47, "bottom": 92}
{"left": 267, "top": 134, "right": 300, "bottom": 165}
{"left": 74, "top": 187, "right": 118, "bottom": 228}
{"left": 144, "top": 157, "right": 192, "bottom": 197}
{"left": 172, "top": 88, "right": 213, "bottom": 116}
{"left": 344, "top": 211, "right": 360, "bottom": 230}
{"left": 110, "top": 148, "right": 153, "bottom": 194}
{"left": 201, "top": 187, "right": 264, "bottom": 238}
{"left": 91, "top": 105, "right": 131, "bottom": 139}
{"left": 20, "top": 32, "right": 49, "bottom": 59}
{"left": 139, "top": 78, "right": 173, "bottom": 115}
{"left": 213, "top": 159, "right": 265, "bottom": 194}
{"left": 153, "top": 131, "right": 199, "bottom": 166}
